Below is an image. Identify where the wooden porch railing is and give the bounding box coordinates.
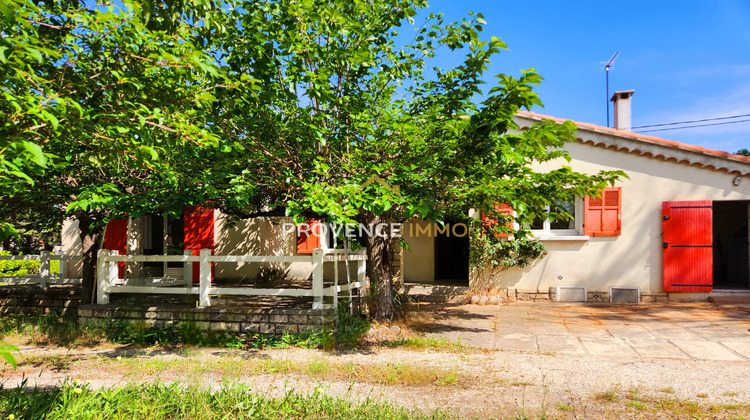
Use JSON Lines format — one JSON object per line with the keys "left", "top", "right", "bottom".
{"left": 95, "top": 248, "right": 368, "bottom": 310}
{"left": 0, "top": 252, "right": 83, "bottom": 289}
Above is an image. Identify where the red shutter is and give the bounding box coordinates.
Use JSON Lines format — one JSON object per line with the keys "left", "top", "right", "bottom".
{"left": 297, "top": 219, "right": 322, "bottom": 254}
{"left": 184, "top": 206, "right": 215, "bottom": 282}
{"left": 663, "top": 201, "right": 713, "bottom": 292}
{"left": 481, "top": 204, "right": 514, "bottom": 238}
{"left": 584, "top": 187, "right": 622, "bottom": 236}
{"left": 104, "top": 218, "right": 128, "bottom": 278}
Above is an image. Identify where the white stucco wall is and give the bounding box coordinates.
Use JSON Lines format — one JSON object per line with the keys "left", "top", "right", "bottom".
{"left": 402, "top": 137, "right": 750, "bottom": 294}
{"left": 215, "top": 215, "right": 314, "bottom": 282}
{"left": 61, "top": 219, "right": 83, "bottom": 278}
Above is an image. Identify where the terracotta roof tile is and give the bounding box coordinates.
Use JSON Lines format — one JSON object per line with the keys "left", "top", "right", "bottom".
{"left": 516, "top": 110, "right": 750, "bottom": 164}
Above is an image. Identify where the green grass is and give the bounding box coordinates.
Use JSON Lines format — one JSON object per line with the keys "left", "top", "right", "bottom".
{"left": 626, "top": 401, "right": 647, "bottom": 410}
{"left": 82, "top": 353, "right": 464, "bottom": 388}
{"left": 0, "top": 381, "right": 450, "bottom": 419}
{"left": 597, "top": 391, "right": 617, "bottom": 402}
{"left": 380, "top": 336, "right": 473, "bottom": 353}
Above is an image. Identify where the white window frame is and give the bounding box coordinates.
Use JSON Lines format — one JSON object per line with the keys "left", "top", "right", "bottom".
{"left": 529, "top": 198, "right": 587, "bottom": 240}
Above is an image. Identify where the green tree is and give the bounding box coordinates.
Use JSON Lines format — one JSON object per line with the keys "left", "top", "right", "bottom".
{"left": 0, "top": 0, "right": 225, "bottom": 301}
{"left": 3, "top": 0, "right": 623, "bottom": 318}
{"left": 164, "top": 0, "right": 623, "bottom": 319}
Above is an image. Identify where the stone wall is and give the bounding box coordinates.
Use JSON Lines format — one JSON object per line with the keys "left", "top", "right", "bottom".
{"left": 78, "top": 304, "right": 334, "bottom": 335}
{"left": 472, "top": 288, "right": 669, "bottom": 304}
{"left": 0, "top": 285, "right": 81, "bottom": 314}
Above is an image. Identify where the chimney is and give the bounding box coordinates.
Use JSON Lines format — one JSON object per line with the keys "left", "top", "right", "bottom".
{"left": 610, "top": 90, "right": 635, "bottom": 131}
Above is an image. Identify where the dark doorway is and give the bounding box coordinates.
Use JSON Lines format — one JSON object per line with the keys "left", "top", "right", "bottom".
{"left": 434, "top": 222, "right": 469, "bottom": 285}
{"left": 143, "top": 214, "right": 165, "bottom": 277}
{"left": 713, "top": 201, "right": 750, "bottom": 289}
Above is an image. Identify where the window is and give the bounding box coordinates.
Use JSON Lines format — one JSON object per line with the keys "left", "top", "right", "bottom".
{"left": 529, "top": 197, "right": 580, "bottom": 237}
{"left": 486, "top": 187, "right": 622, "bottom": 241}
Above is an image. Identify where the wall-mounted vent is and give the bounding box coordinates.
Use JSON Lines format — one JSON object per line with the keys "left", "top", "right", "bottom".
{"left": 550, "top": 286, "right": 587, "bottom": 302}
{"left": 610, "top": 287, "right": 640, "bottom": 304}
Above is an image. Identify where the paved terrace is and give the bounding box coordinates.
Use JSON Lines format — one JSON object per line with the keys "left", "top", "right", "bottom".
{"left": 414, "top": 302, "right": 750, "bottom": 361}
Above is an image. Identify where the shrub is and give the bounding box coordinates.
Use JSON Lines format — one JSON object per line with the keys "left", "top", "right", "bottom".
{"left": 0, "top": 251, "right": 61, "bottom": 277}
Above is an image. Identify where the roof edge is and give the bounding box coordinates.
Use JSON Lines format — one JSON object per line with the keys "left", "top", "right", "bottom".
{"left": 516, "top": 110, "right": 750, "bottom": 168}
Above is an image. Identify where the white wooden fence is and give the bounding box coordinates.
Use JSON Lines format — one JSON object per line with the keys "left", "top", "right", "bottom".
{"left": 0, "top": 252, "right": 83, "bottom": 289}
{"left": 96, "top": 248, "right": 368, "bottom": 310}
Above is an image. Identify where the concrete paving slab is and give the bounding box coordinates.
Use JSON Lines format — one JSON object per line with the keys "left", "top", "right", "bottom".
{"left": 686, "top": 327, "right": 750, "bottom": 342}
{"left": 580, "top": 337, "right": 639, "bottom": 357}
{"left": 647, "top": 326, "right": 706, "bottom": 341}
{"left": 536, "top": 334, "right": 586, "bottom": 354}
{"left": 672, "top": 321, "right": 715, "bottom": 328}
{"left": 563, "top": 323, "right": 613, "bottom": 338}
{"left": 581, "top": 337, "right": 639, "bottom": 357}
{"left": 496, "top": 333, "right": 537, "bottom": 352}
{"left": 719, "top": 341, "right": 750, "bottom": 360}
{"left": 527, "top": 322, "right": 569, "bottom": 336}
{"left": 606, "top": 324, "right": 659, "bottom": 340}
{"left": 415, "top": 301, "right": 750, "bottom": 360}
{"left": 625, "top": 338, "right": 690, "bottom": 359}
{"left": 670, "top": 340, "right": 746, "bottom": 361}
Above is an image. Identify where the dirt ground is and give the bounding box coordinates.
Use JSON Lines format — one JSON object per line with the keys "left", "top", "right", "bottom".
{"left": 2, "top": 302, "right": 750, "bottom": 419}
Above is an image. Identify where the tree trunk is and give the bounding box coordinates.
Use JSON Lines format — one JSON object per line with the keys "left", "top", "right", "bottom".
{"left": 362, "top": 213, "right": 395, "bottom": 321}
{"left": 77, "top": 212, "right": 103, "bottom": 304}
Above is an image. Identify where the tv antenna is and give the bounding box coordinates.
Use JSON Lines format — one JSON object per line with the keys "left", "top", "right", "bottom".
{"left": 603, "top": 51, "right": 620, "bottom": 127}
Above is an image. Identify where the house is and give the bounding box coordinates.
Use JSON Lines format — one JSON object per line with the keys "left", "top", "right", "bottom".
{"left": 62, "top": 90, "right": 750, "bottom": 303}
{"left": 401, "top": 91, "right": 750, "bottom": 302}
{"left": 61, "top": 212, "right": 345, "bottom": 284}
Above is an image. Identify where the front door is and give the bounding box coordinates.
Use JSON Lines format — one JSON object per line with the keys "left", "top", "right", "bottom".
{"left": 662, "top": 201, "right": 713, "bottom": 292}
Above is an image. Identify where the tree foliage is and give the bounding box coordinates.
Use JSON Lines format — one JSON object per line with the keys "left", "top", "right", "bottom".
{"left": 2, "top": 0, "right": 624, "bottom": 316}
{"left": 157, "top": 0, "right": 624, "bottom": 318}
{"left": 0, "top": 0, "right": 225, "bottom": 300}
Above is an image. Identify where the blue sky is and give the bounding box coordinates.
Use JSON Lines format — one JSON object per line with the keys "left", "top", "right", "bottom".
{"left": 422, "top": 0, "right": 750, "bottom": 153}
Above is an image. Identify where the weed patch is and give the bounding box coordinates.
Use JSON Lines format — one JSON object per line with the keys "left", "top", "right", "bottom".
{"left": 381, "top": 336, "right": 474, "bottom": 353}
{"left": 597, "top": 391, "right": 617, "bottom": 402}
{"left": 93, "top": 353, "right": 465, "bottom": 388}
{"left": 626, "top": 401, "right": 646, "bottom": 410}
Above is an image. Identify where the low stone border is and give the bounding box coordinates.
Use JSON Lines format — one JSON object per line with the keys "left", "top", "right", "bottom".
{"left": 78, "top": 304, "right": 334, "bottom": 335}
{"left": 0, "top": 285, "right": 81, "bottom": 314}
{"left": 469, "top": 289, "right": 669, "bottom": 304}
